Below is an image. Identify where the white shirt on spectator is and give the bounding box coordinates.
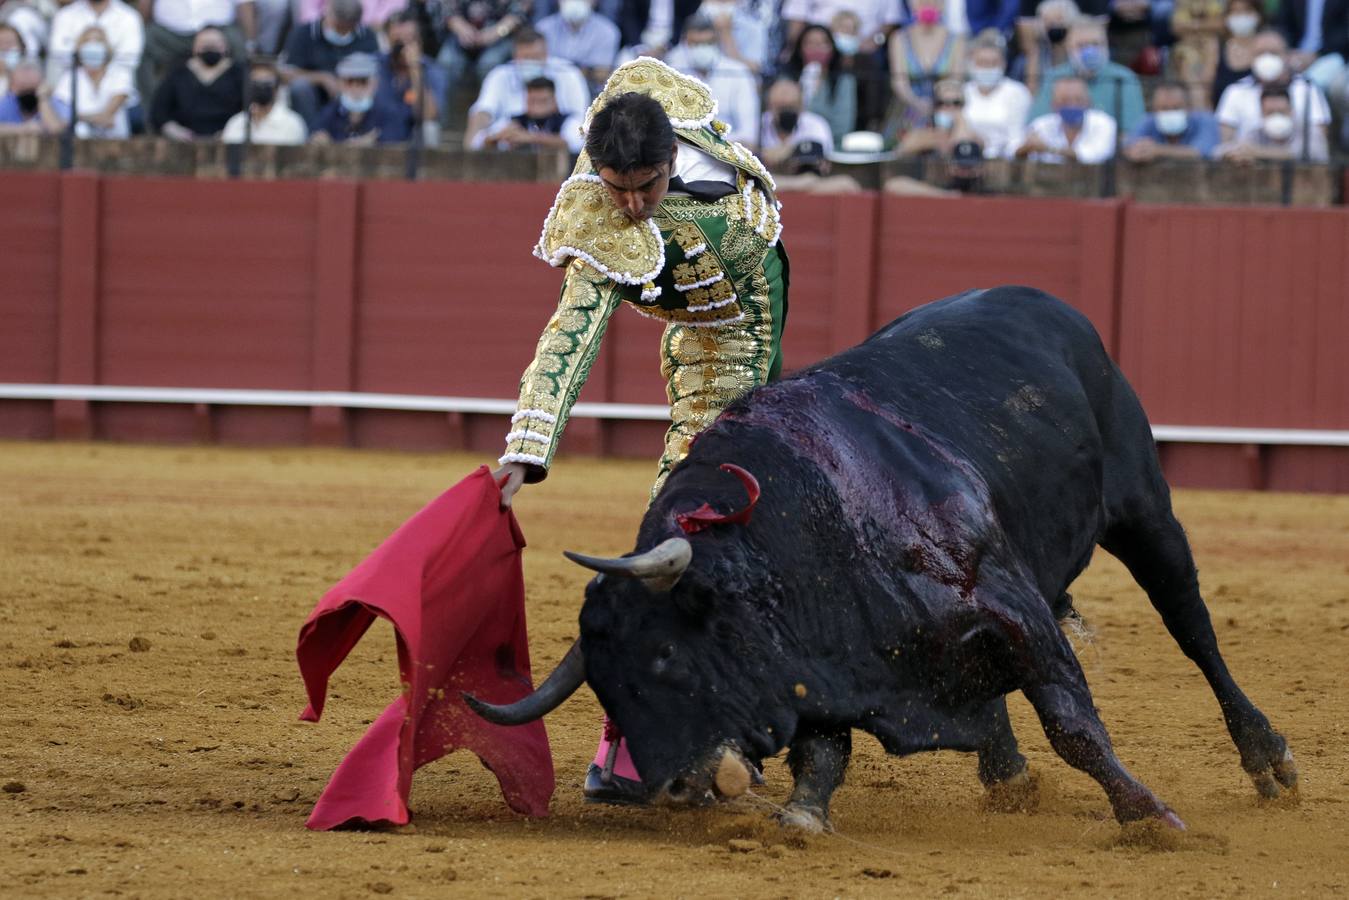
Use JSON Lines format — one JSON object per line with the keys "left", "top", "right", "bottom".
{"left": 474, "top": 111, "right": 585, "bottom": 151}
{"left": 48, "top": 0, "right": 144, "bottom": 77}
{"left": 964, "top": 77, "right": 1031, "bottom": 159}
{"left": 52, "top": 64, "right": 132, "bottom": 137}
{"left": 2, "top": 3, "right": 50, "bottom": 57}
{"left": 1215, "top": 76, "right": 1330, "bottom": 142}
{"left": 222, "top": 103, "right": 308, "bottom": 144}
{"left": 470, "top": 58, "right": 591, "bottom": 122}
{"left": 535, "top": 13, "right": 621, "bottom": 71}
{"left": 758, "top": 107, "right": 834, "bottom": 150}
{"left": 664, "top": 46, "right": 759, "bottom": 145}
{"left": 153, "top": 0, "right": 245, "bottom": 35}
{"left": 779, "top": 0, "right": 903, "bottom": 40}
{"left": 1021, "top": 108, "right": 1117, "bottom": 163}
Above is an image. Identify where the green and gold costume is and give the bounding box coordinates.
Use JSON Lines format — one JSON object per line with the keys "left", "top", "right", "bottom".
{"left": 500, "top": 57, "right": 789, "bottom": 494}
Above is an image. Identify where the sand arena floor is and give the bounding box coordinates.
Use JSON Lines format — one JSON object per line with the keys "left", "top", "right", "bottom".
{"left": 1, "top": 442, "right": 1347, "bottom": 899}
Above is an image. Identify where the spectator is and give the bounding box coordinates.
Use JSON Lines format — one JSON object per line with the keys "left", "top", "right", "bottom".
{"left": 1016, "top": 73, "right": 1117, "bottom": 161}
{"left": 48, "top": 0, "right": 143, "bottom": 80}
{"left": 889, "top": 0, "right": 966, "bottom": 131}
{"left": 897, "top": 75, "right": 979, "bottom": 155}
{"left": 1215, "top": 28, "right": 1330, "bottom": 144}
{"left": 137, "top": 0, "right": 257, "bottom": 112}
{"left": 436, "top": 0, "right": 528, "bottom": 114}
{"left": 1276, "top": 0, "right": 1349, "bottom": 74}
{"left": 0, "top": 59, "right": 64, "bottom": 130}
{"left": 1170, "top": 0, "right": 1226, "bottom": 108}
{"left": 1211, "top": 0, "right": 1261, "bottom": 103}
{"left": 1107, "top": 0, "right": 1153, "bottom": 70}
{"left": 52, "top": 25, "right": 133, "bottom": 137}
{"left": 281, "top": 0, "right": 379, "bottom": 128}
{"left": 665, "top": 13, "right": 758, "bottom": 144}
{"left": 945, "top": 137, "right": 989, "bottom": 191}
{"left": 0, "top": 23, "right": 26, "bottom": 95}
{"left": 294, "top": 0, "right": 407, "bottom": 32}
{"left": 697, "top": 0, "right": 770, "bottom": 74}
{"left": 535, "top": 0, "right": 620, "bottom": 88}
{"left": 312, "top": 51, "right": 410, "bottom": 142}
{"left": 1122, "top": 79, "right": 1220, "bottom": 160}
{"left": 222, "top": 57, "right": 307, "bottom": 143}
{"left": 1029, "top": 18, "right": 1145, "bottom": 132}
{"left": 830, "top": 10, "right": 887, "bottom": 131}
{"left": 474, "top": 74, "right": 582, "bottom": 149}
{"left": 1012, "top": 0, "right": 1078, "bottom": 94}
{"left": 463, "top": 27, "right": 588, "bottom": 148}
{"left": 148, "top": 25, "right": 243, "bottom": 138}
{"left": 759, "top": 77, "right": 836, "bottom": 164}
{"left": 965, "top": 0, "right": 1018, "bottom": 37}
{"left": 0, "top": 1, "right": 49, "bottom": 61}
{"left": 610, "top": 0, "right": 702, "bottom": 56}
{"left": 962, "top": 29, "right": 1031, "bottom": 157}
{"left": 1215, "top": 84, "right": 1329, "bottom": 160}
{"left": 781, "top": 23, "right": 858, "bottom": 143}
{"left": 782, "top": 0, "right": 903, "bottom": 61}
{"left": 379, "top": 11, "right": 442, "bottom": 135}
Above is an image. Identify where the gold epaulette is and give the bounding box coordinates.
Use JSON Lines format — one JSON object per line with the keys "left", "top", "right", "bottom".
{"left": 533, "top": 174, "right": 665, "bottom": 290}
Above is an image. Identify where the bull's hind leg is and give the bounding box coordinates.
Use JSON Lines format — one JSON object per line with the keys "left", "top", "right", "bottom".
{"left": 780, "top": 728, "right": 851, "bottom": 833}
{"left": 1102, "top": 512, "right": 1297, "bottom": 798}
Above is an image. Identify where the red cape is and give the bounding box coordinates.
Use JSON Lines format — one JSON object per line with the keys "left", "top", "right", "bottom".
{"left": 296, "top": 466, "right": 555, "bottom": 829}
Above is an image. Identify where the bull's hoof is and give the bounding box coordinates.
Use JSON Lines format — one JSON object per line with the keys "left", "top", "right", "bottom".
{"left": 776, "top": 802, "right": 830, "bottom": 834}
{"left": 1249, "top": 747, "right": 1299, "bottom": 801}
{"left": 1114, "top": 810, "right": 1188, "bottom": 850}
{"left": 983, "top": 765, "right": 1040, "bottom": 813}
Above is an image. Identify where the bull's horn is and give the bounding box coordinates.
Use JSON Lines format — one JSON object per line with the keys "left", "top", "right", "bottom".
{"left": 463, "top": 639, "right": 585, "bottom": 726}
{"left": 564, "top": 537, "right": 693, "bottom": 593}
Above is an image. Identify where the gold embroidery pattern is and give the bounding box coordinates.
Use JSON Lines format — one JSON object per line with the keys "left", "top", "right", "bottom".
{"left": 584, "top": 57, "right": 718, "bottom": 132}
{"left": 535, "top": 177, "right": 664, "bottom": 285}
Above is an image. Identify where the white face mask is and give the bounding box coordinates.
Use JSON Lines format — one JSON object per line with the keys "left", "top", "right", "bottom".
{"left": 1252, "top": 52, "right": 1285, "bottom": 83}
{"left": 1, "top": 48, "right": 21, "bottom": 69}
{"left": 1154, "top": 108, "right": 1188, "bottom": 135}
{"left": 515, "top": 59, "right": 546, "bottom": 80}
{"left": 971, "top": 65, "right": 1002, "bottom": 87}
{"left": 687, "top": 43, "right": 719, "bottom": 71}
{"left": 1226, "top": 12, "right": 1259, "bottom": 36}
{"left": 1262, "top": 112, "right": 1294, "bottom": 140}
{"left": 561, "top": 0, "right": 591, "bottom": 24}
{"left": 78, "top": 42, "right": 110, "bottom": 68}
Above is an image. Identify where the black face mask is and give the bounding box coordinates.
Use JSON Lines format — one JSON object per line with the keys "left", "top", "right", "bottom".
{"left": 390, "top": 40, "right": 405, "bottom": 62}
{"left": 776, "top": 109, "right": 800, "bottom": 133}
{"left": 198, "top": 49, "right": 225, "bottom": 66}
{"left": 1046, "top": 25, "right": 1068, "bottom": 43}
{"left": 250, "top": 80, "right": 277, "bottom": 105}
{"left": 16, "top": 91, "right": 39, "bottom": 115}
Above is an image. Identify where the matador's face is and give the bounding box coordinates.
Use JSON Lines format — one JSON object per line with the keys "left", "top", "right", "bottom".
{"left": 596, "top": 143, "right": 678, "bottom": 222}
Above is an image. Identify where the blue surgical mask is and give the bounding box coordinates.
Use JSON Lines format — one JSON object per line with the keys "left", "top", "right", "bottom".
{"left": 340, "top": 92, "right": 374, "bottom": 113}
{"left": 323, "top": 25, "right": 356, "bottom": 46}
{"left": 1, "top": 48, "right": 22, "bottom": 70}
{"left": 1073, "top": 44, "right": 1105, "bottom": 74}
{"left": 687, "top": 43, "right": 720, "bottom": 71}
{"left": 833, "top": 33, "right": 860, "bottom": 55}
{"left": 79, "top": 42, "right": 110, "bottom": 68}
{"left": 1154, "top": 109, "right": 1188, "bottom": 136}
{"left": 934, "top": 109, "right": 955, "bottom": 130}
{"left": 1058, "top": 105, "right": 1086, "bottom": 127}
{"left": 515, "top": 59, "right": 546, "bottom": 80}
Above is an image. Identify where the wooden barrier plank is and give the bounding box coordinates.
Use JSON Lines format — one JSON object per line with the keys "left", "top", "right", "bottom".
{"left": 310, "top": 180, "right": 360, "bottom": 444}
{"left": 55, "top": 171, "right": 101, "bottom": 438}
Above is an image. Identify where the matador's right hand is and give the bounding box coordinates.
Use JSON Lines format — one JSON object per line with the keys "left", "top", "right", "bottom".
{"left": 492, "top": 462, "right": 528, "bottom": 509}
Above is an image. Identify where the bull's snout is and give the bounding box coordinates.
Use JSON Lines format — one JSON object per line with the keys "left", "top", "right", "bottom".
{"left": 656, "top": 746, "right": 754, "bottom": 807}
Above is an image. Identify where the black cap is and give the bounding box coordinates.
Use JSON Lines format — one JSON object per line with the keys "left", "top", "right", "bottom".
{"left": 951, "top": 140, "right": 983, "bottom": 164}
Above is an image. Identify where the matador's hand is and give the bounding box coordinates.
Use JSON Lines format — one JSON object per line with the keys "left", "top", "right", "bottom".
{"left": 492, "top": 462, "right": 528, "bottom": 509}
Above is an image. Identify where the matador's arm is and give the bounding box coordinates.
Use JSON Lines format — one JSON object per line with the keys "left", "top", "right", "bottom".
{"left": 499, "top": 259, "right": 625, "bottom": 482}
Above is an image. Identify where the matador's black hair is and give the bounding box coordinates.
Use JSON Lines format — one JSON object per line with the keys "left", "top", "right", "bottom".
{"left": 585, "top": 92, "right": 676, "bottom": 173}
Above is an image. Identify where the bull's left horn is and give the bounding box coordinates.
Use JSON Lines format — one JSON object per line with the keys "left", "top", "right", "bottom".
{"left": 463, "top": 639, "right": 585, "bottom": 725}
{"left": 564, "top": 537, "right": 693, "bottom": 593}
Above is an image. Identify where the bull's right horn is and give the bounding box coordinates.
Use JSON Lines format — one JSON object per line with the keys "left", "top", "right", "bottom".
{"left": 563, "top": 537, "right": 693, "bottom": 593}
{"left": 463, "top": 639, "right": 586, "bottom": 726}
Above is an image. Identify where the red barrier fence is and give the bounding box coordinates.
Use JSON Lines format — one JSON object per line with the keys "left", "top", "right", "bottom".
{"left": 2, "top": 170, "right": 1347, "bottom": 492}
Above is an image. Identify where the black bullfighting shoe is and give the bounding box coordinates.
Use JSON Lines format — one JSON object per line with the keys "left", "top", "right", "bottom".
{"left": 584, "top": 763, "right": 651, "bottom": 805}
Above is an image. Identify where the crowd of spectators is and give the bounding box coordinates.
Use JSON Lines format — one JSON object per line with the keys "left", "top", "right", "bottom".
{"left": 0, "top": 0, "right": 1343, "bottom": 171}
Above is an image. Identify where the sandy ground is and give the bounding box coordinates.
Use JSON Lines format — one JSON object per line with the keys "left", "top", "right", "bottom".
{"left": 2, "top": 441, "right": 1347, "bottom": 899}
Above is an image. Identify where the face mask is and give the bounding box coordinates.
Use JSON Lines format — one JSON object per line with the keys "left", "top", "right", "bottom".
{"left": 1046, "top": 24, "right": 1068, "bottom": 43}
{"left": 561, "top": 0, "right": 591, "bottom": 24}
{"left": 1073, "top": 44, "right": 1106, "bottom": 75}
{"left": 1, "top": 49, "right": 21, "bottom": 69}
{"left": 197, "top": 48, "right": 225, "bottom": 67}
{"left": 934, "top": 109, "right": 955, "bottom": 129}
{"left": 79, "top": 42, "right": 110, "bottom": 68}
{"left": 687, "top": 43, "right": 719, "bottom": 71}
{"left": 515, "top": 59, "right": 546, "bottom": 80}
{"left": 971, "top": 65, "right": 1002, "bottom": 87}
{"left": 1262, "top": 112, "right": 1293, "bottom": 140}
{"left": 1252, "top": 52, "right": 1285, "bottom": 82}
{"left": 1058, "top": 105, "right": 1086, "bottom": 128}
{"left": 775, "top": 109, "right": 799, "bottom": 133}
{"left": 323, "top": 25, "right": 356, "bottom": 45}
{"left": 341, "top": 92, "right": 374, "bottom": 113}
{"left": 250, "top": 79, "right": 277, "bottom": 105}
{"left": 833, "top": 33, "right": 860, "bottom": 55}
{"left": 701, "top": 0, "right": 734, "bottom": 20}
{"left": 1226, "top": 12, "right": 1258, "bottom": 36}
{"left": 1154, "top": 108, "right": 1188, "bottom": 135}
{"left": 916, "top": 6, "right": 941, "bottom": 25}
{"left": 16, "top": 90, "right": 38, "bottom": 114}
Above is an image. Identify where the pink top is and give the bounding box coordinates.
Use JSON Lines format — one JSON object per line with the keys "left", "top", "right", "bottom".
{"left": 296, "top": 0, "right": 408, "bottom": 27}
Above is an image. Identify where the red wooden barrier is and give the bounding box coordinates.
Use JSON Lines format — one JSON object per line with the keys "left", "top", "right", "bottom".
{"left": 0, "top": 172, "right": 60, "bottom": 438}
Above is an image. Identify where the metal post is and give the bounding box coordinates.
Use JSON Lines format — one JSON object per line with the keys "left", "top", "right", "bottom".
{"left": 405, "top": 59, "right": 424, "bottom": 181}
{"left": 59, "top": 62, "right": 77, "bottom": 170}
{"left": 1103, "top": 72, "right": 1120, "bottom": 199}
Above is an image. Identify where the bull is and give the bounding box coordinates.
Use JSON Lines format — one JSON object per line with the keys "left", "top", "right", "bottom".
{"left": 468, "top": 286, "right": 1297, "bottom": 832}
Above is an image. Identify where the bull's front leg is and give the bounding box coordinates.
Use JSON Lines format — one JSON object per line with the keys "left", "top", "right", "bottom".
{"left": 779, "top": 728, "right": 851, "bottom": 833}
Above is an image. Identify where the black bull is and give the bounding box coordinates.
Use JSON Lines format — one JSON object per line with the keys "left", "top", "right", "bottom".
{"left": 470, "top": 287, "right": 1297, "bottom": 831}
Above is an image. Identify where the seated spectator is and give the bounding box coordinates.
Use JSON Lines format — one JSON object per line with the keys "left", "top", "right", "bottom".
{"left": 464, "top": 27, "right": 589, "bottom": 148}
{"left": 294, "top": 0, "right": 407, "bottom": 32}
{"left": 697, "top": 0, "right": 770, "bottom": 74}
{"left": 474, "top": 75, "right": 583, "bottom": 150}
{"left": 222, "top": 57, "right": 307, "bottom": 143}
{"left": 137, "top": 0, "right": 256, "bottom": 113}
{"left": 782, "top": 0, "right": 902, "bottom": 63}
{"left": 0, "top": 59, "right": 64, "bottom": 131}
{"left": 1170, "top": 0, "right": 1226, "bottom": 108}
{"left": 148, "top": 26, "right": 243, "bottom": 138}
{"left": 48, "top": 0, "right": 143, "bottom": 80}
{"left": 1012, "top": 0, "right": 1078, "bottom": 93}
{"left": 608, "top": 0, "right": 698, "bottom": 59}
{"left": 665, "top": 13, "right": 758, "bottom": 145}
{"left": 897, "top": 76, "right": 979, "bottom": 156}
{"left": 1123, "top": 80, "right": 1219, "bottom": 160}
{"left": 1215, "top": 84, "right": 1329, "bottom": 160}
{"left": 535, "top": 0, "right": 620, "bottom": 89}
{"left": 52, "top": 26, "right": 133, "bottom": 137}
{"left": 1276, "top": 0, "right": 1349, "bottom": 75}
{"left": 781, "top": 23, "right": 859, "bottom": 144}
{"left": 379, "top": 11, "right": 442, "bottom": 136}
{"left": 760, "top": 77, "right": 836, "bottom": 165}
{"left": 1212, "top": 0, "right": 1262, "bottom": 104}
{"left": 962, "top": 29, "right": 1031, "bottom": 158}
{"left": 0, "top": 2, "right": 49, "bottom": 63}
{"left": 945, "top": 137, "right": 989, "bottom": 192}
{"left": 830, "top": 10, "right": 887, "bottom": 132}
{"left": 1029, "top": 18, "right": 1146, "bottom": 132}
{"left": 889, "top": 0, "right": 965, "bottom": 130}
{"left": 1107, "top": 0, "right": 1153, "bottom": 70}
{"left": 0, "top": 23, "right": 26, "bottom": 95}
{"left": 436, "top": 0, "right": 528, "bottom": 114}
{"left": 1016, "top": 73, "right": 1117, "bottom": 162}
{"left": 312, "top": 51, "right": 411, "bottom": 143}
{"left": 281, "top": 0, "right": 379, "bottom": 128}
{"left": 1215, "top": 29, "right": 1330, "bottom": 144}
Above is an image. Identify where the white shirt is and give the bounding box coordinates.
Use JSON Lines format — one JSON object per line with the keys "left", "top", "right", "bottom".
{"left": 535, "top": 13, "right": 621, "bottom": 71}
{"left": 674, "top": 141, "right": 737, "bottom": 184}
{"left": 222, "top": 103, "right": 308, "bottom": 144}
{"left": 470, "top": 58, "right": 591, "bottom": 122}
{"left": 964, "top": 77, "right": 1031, "bottom": 159}
{"left": 663, "top": 47, "right": 760, "bottom": 145}
{"left": 48, "top": 0, "right": 144, "bottom": 76}
{"left": 1215, "top": 76, "right": 1330, "bottom": 142}
{"left": 1022, "top": 109, "right": 1117, "bottom": 164}
{"left": 52, "top": 63, "right": 132, "bottom": 137}
{"left": 153, "top": 0, "right": 245, "bottom": 35}
{"left": 779, "top": 0, "right": 903, "bottom": 39}
{"left": 758, "top": 107, "right": 834, "bottom": 150}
